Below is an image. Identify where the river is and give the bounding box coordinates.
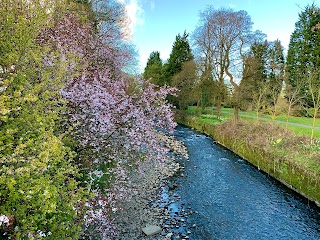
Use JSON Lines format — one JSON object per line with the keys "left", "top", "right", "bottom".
{"left": 156, "top": 124, "right": 320, "bottom": 240}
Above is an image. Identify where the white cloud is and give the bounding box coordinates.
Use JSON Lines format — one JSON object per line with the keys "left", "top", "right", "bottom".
{"left": 119, "top": 0, "right": 144, "bottom": 40}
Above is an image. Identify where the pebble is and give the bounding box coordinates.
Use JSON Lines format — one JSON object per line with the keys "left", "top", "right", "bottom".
{"left": 166, "top": 232, "right": 173, "bottom": 238}
{"left": 111, "top": 133, "right": 191, "bottom": 239}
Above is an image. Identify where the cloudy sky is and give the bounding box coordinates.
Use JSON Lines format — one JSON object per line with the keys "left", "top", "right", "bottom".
{"left": 119, "top": 0, "right": 317, "bottom": 72}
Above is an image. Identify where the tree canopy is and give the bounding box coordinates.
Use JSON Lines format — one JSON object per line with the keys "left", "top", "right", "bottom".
{"left": 143, "top": 51, "right": 163, "bottom": 85}
{"left": 164, "top": 31, "right": 193, "bottom": 85}
{"left": 286, "top": 3, "right": 320, "bottom": 106}
{"left": 193, "top": 7, "right": 262, "bottom": 121}
{"left": 0, "top": 0, "right": 176, "bottom": 238}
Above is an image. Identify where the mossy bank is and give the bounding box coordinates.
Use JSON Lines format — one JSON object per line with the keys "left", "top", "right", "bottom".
{"left": 176, "top": 114, "right": 320, "bottom": 207}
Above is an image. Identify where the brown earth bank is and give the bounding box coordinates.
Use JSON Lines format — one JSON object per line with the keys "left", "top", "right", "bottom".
{"left": 176, "top": 113, "right": 320, "bottom": 207}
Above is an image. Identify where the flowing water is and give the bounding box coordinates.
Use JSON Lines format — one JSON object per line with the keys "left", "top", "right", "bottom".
{"left": 158, "top": 124, "right": 320, "bottom": 240}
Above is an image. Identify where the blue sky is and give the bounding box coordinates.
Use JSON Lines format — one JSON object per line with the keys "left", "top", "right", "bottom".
{"left": 119, "top": 0, "right": 318, "bottom": 72}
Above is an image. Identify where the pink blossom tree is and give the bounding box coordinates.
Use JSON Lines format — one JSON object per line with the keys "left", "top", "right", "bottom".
{"left": 39, "top": 1, "right": 177, "bottom": 237}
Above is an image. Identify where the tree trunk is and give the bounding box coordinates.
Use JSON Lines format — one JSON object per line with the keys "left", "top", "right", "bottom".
{"left": 286, "top": 104, "right": 292, "bottom": 132}
{"left": 196, "top": 98, "right": 200, "bottom": 115}
{"left": 232, "top": 87, "right": 241, "bottom": 124}
{"left": 217, "top": 96, "right": 221, "bottom": 119}
{"left": 224, "top": 51, "right": 239, "bottom": 123}
{"left": 311, "top": 108, "right": 318, "bottom": 144}
{"left": 233, "top": 104, "right": 239, "bottom": 124}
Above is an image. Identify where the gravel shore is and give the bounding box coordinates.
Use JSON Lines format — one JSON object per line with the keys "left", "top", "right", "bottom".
{"left": 113, "top": 134, "right": 188, "bottom": 239}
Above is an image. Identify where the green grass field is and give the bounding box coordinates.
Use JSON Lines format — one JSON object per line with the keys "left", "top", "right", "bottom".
{"left": 187, "top": 106, "right": 320, "bottom": 139}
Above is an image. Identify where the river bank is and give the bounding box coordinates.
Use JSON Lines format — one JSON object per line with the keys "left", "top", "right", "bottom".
{"left": 171, "top": 124, "right": 320, "bottom": 239}
{"left": 176, "top": 114, "right": 320, "bottom": 207}
{"left": 112, "top": 134, "right": 190, "bottom": 239}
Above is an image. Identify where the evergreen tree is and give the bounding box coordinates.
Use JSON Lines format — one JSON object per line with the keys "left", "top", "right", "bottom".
{"left": 286, "top": 3, "right": 320, "bottom": 106}
{"left": 240, "top": 40, "right": 269, "bottom": 109}
{"left": 267, "top": 40, "right": 285, "bottom": 106}
{"left": 165, "top": 31, "right": 193, "bottom": 85}
{"left": 240, "top": 39, "right": 284, "bottom": 111}
{"left": 143, "top": 51, "right": 163, "bottom": 85}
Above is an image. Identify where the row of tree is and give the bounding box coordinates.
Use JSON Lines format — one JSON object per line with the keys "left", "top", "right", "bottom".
{"left": 0, "top": 0, "right": 176, "bottom": 238}
{"left": 143, "top": 3, "right": 320, "bottom": 133}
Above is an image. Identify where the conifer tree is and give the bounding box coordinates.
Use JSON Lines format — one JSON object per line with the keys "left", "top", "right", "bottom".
{"left": 286, "top": 3, "right": 320, "bottom": 106}
{"left": 143, "top": 51, "right": 163, "bottom": 85}
{"left": 165, "top": 31, "right": 193, "bottom": 85}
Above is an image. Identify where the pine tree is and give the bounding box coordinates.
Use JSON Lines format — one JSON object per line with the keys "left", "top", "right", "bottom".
{"left": 240, "top": 39, "right": 284, "bottom": 112}
{"left": 240, "top": 41, "right": 269, "bottom": 110}
{"left": 143, "top": 51, "right": 163, "bottom": 85}
{"left": 267, "top": 40, "right": 285, "bottom": 107}
{"left": 165, "top": 31, "right": 193, "bottom": 85}
{"left": 286, "top": 3, "right": 320, "bottom": 106}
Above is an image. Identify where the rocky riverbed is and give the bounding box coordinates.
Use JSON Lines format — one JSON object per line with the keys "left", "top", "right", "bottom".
{"left": 113, "top": 134, "right": 191, "bottom": 239}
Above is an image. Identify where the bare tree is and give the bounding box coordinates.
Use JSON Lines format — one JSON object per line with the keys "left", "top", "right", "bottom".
{"left": 307, "top": 67, "right": 320, "bottom": 144}
{"left": 268, "top": 83, "right": 281, "bottom": 120}
{"left": 251, "top": 81, "right": 269, "bottom": 118}
{"left": 267, "top": 40, "right": 285, "bottom": 120}
{"left": 284, "top": 80, "right": 304, "bottom": 131}
{"left": 193, "top": 7, "right": 264, "bottom": 123}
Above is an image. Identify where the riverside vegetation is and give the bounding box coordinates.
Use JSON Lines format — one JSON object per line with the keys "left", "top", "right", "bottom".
{"left": 143, "top": 2, "right": 320, "bottom": 208}
{"left": 0, "top": 0, "right": 179, "bottom": 239}
{"left": 1, "top": 0, "right": 320, "bottom": 239}
{"left": 176, "top": 110, "right": 320, "bottom": 206}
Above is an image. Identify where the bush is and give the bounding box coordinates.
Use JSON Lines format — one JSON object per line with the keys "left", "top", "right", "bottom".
{"left": 0, "top": 133, "right": 86, "bottom": 239}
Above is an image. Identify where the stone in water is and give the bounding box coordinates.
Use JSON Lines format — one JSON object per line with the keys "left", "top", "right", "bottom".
{"left": 142, "top": 225, "right": 162, "bottom": 236}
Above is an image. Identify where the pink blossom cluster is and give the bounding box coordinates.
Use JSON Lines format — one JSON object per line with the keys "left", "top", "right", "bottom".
{"left": 39, "top": 6, "right": 176, "bottom": 238}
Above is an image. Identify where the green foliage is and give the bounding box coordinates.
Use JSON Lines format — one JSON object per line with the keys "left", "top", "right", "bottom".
{"left": 286, "top": 3, "right": 320, "bottom": 106}
{"left": 195, "top": 66, "right": 216, "bottom": 109}
{"left": 164, "top": 31, "right": 193, "bottom": 85}
{"left": 172, "top": 60, "right": 197, "bottom": 109}
{"left": 0, "top": 133, "right": 86, "bottom": 239}
{"left": 0, "top": 0, "right": 86, "bottom": 238}
{"left": 143, "top": 51, "right": 163, "bottom": 85}
{"left": 240, "top": 40, "right": 285, "bottom": 110}
{"left": 178, "top": 114, "right": 320, "bottom": 204}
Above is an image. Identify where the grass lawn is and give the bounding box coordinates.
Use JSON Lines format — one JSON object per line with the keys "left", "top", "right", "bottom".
{"left": 187, "top": 106, "right": 320, "bottom": 139}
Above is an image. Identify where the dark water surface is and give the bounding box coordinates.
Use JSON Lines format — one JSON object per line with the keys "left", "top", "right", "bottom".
{"left": 165, "top": 124, "right": 320, "bottom": 240}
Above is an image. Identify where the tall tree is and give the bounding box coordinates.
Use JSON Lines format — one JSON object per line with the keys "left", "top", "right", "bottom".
{"left": 307, "top": 67, "right": 320, "bottom": 144}
{"left": 240, "top": 39, "right": 284, "bottom": 116}
{"left": 240, "top": 40, "right": 268, "bottom": 110}
{"left": 165, "top": 31, "right": 193, "bottom": 85}
{"left": 143, "top": 51, "right": 163, "bottom": 86}
{"left": 172, "top": 60, "right": 197, "bottom": 109}
{"left": 286, "top": 3, "right": 320, "bottom": 106}
{"left": 194, "top": 7, "right": 262, "bottom": 122}
{"left": 267, "top": 40, "right": 285, "bottom": 118}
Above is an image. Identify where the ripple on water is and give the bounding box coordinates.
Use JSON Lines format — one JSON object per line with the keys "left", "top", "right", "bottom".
{"left": 164, "top": 124, "right": 320, "bottom": 240}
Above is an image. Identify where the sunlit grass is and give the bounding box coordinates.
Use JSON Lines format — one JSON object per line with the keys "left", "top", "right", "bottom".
{"left": 187, "top": 106, "right": 320, "bottom": 139}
